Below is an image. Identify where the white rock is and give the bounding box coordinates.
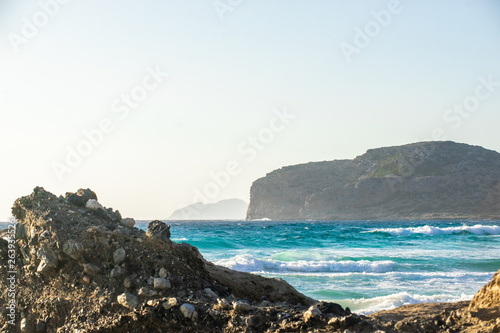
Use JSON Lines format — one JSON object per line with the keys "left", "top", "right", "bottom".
{"left": 138, "top": 287, "right": 157, "bottom": 297}
{"left": 303, "top": 306, "right": 321, "bottom": 322}
{"left": 110, "top": 266, "right": 124, "bottom": 279}
{"left": 162, "top": 297, "right": 178, "bottom": 310}
{"left": 159, "top": 267, "right": 168, "bottom": 279}
{"left": 217, "top": 298, "right": 230, "bottom": 309}
{"left": 153, "top": 278, "right": 171, "bottom": 290}
{"left": 180, "top": 303, "right": 197, "bottom": 319}
{"left": 233, "top": 301, "right": 253, "bottom": 312}
{"left": 86, "top": 199, "right": 103, "bottom": 210}
{"left": 117, "top": 293, "right": 140, "bottom": 309}
{"left": 113, "top": 248, "right": 126, "bottom": 265}
{"left": 83, "top": 263, "right": 100, "bottom": 277}
{"left": 20, "top": 318, "right": 32, "bottom": 333}
{"left": 204, "top": 288, "right": 217, "bottom": 298}
{"left": 120, "top": 218, "right": 135, "bottom": 228}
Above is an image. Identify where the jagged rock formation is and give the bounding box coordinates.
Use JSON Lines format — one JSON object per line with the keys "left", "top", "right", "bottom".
{"left": 168, "top": 199, "right": 248, "bottom": 220}
{"left": 247, "top": 141, "right": 500, "bottom": 220}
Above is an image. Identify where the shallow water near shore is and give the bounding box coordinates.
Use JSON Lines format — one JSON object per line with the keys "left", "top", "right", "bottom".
{"left": 152, "top": 219, "right": 499, "bottom": 314}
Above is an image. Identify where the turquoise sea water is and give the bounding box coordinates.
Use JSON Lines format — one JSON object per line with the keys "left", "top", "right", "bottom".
{"left": 3, "top": 220, "right": 498, "bottom": 314}
{"left": 140, "top": 220, "right": 500, "bottom": 314}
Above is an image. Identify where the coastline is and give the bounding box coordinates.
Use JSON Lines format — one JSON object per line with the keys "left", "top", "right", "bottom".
{"left": 1, "top": 188, "right": 499, "bottom": 332}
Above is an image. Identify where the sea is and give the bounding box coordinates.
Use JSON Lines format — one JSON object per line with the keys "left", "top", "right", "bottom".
{"left": 3, "top": 219, "right": 499, "bottom": 315}
{"left": 146, "top": 219, "right": 500, "bottom": 315}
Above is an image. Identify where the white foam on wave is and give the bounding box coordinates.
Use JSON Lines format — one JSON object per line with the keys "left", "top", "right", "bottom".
{"left": 215, "top": 254, "right": 395, "bottom": 273}
{"left": 261, "top": 270, "right": 496, "bottom": 279}
{"left": 171, "top": 237, "right": 188, "bottom": 241}
{"left": 343, "top": 292, "right": 473, "bottom": 315}
{"left": 367, "top": 224, "right": 500, "bottom": 236}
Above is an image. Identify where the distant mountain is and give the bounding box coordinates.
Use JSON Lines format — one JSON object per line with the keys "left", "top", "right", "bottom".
{"left": 168, "top": 199, "right": 248, "bottom": 220}
{"left": 247, "top": 141, "right": 500, "bottom": 220}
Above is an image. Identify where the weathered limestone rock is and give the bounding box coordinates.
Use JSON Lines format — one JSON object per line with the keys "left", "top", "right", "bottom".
{"left": 162, "top": 297, "right": 178, "bottom": 310}
{"left": 86, "top": 199, "right": 104, "bottom": 211}
{"left": 159, "top": 267, "right": 168, "bottom": 279}
{"left": 66, "top": 189, "right": 98, "bottom": 208}
{"left": 146, "top": 220, "right": 171, "bottom": 243}
{"left": 120, "top": 218, "right": 135, "bottom": 228}
{"left": 37, "top": 246, "right": 58, "bottom": 277}
{"left": 233, "top": 301, "right": 252, "bottom": 312}
{"left": 83, "top": 263, "right": 100, "bottom": 277}
{"left": 117, "top": 293, "right": 140, "bottom": 309}
{"left": 113, "top": 248, "right": 126, "bottom": 265}
{"left": 153, "top": 278, "right": 171, "bottom": 290}
{"left": 303, "top": 305, "right": 321, "bottom": 322}
{"left": 138, "top": 287, "right": 157, "bottom": 298}
{"left": 63, "top": 240, "right": 84, "bottom": 260}
{"left": 180, "top": 303, "right": 197, "bottom": 320}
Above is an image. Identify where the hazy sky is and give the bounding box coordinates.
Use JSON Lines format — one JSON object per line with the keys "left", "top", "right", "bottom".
{"left": 1, "top": 0, "right": 499, "bottom": 220}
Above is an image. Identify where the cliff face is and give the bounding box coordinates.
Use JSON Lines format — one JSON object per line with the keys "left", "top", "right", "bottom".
{"left": 247, "top": 141, "right": 500, "bottom": 220}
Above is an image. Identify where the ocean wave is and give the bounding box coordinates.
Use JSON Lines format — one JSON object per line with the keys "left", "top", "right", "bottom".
{"left": 342, "top": 292, "right": 473, "bottom": 315}
{"left": 171, "top": 237, "right": 188, "bottom": 241}
{"left": 215, "top": 254, "right": 395, "bottom": 273}
{"left": 366, "top": 224, "right": 500, "bottom": 236}
{"left": 261, "top": 271, "right": 496, "bottom": 279}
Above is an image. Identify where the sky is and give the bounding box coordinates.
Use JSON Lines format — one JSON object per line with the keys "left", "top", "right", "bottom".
{"left": 1, "top": 0, "right": 499, "bottom": 220}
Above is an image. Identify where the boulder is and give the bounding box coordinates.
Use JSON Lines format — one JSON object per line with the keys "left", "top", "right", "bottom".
{"left": 63, "top": 240, "right": 84, "bottom": 260}
{"left": 113, "top": 248, "right": 126, "bottom": 265}
{"left": 86, "top": 199, "right": 104, "bottom": 211}
{"left": 66, "top": 189, "right": 98, "bottom": 207}
{"left": 110, "top": 266, "right": 125, "bottom": 279}
{"left": 153, "top": 278, "right": 171, "bottom": 290}
{"left": 303, "top": 305, "right": 321, "bottom": 322}
{"left": 83, "top": 263, "right": 101, "bottom": 277}
{"left": 20, "top": 318, "right": 33, "bottom": 333}
{"left": 162, "top": 297, "right": 178, "bottom": 310}
{"left": 159, "top": 267, "right": 168, "bottom": 278}
{"left": 117, "top": 293, "right": 140, "bottom": 309}
{"left": 37, "top": 246, "right": 58, "bottom": 277}
{"left": 233, "top": 301, "right": 252, "bottom": 312}
{"left": 138, "top": 287, "right": 157, "bottom": 298}
{"left": 204, "top": 288, "right": 217, "bottom": 298}
{"left": 146, "top": 220, "right": 171, "bottom": 243}
{"left": 120, "top": 218, "right": 135, "bottom": 228}
{"left": 180, "top": 303, "right": 197, "bottom": 320}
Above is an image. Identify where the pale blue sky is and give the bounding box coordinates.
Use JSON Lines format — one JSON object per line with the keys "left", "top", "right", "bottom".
{"left": 1, "top": 0, "right": 499, "bottom": 219}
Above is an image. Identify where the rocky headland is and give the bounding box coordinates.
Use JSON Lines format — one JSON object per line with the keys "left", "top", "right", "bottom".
{"left": 168, "top": 199, "right": 248, "bottom": 220}
{"left": 247, "top": 141, "right": 500, "bottom": 220}
{"left": 0, "top": 187, "right": 499, "bottom": 332}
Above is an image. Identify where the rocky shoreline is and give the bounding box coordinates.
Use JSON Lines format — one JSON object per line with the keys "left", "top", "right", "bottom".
{"left": 0, "top": 188, "right": 499, "bottom": 332}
